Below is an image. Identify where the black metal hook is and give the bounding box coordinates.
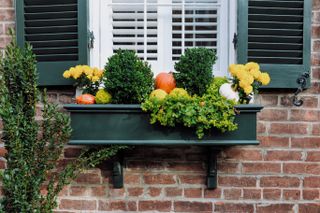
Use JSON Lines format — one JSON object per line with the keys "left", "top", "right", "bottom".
{"left": 292, "top": 72, "right": 310, "bottom": 107}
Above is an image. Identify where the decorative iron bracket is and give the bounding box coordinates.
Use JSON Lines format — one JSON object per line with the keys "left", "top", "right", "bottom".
{"left": 112, "top": 160, "right": 123, "bottom": 188}
{"left": 207, "top": 148, "right": 218, "bottom": 189}
{"left": 293, "top": 72, "right": 310, "bottom": 107}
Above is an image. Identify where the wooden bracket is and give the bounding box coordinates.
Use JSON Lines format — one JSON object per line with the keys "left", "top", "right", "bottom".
{"left": 207, "top": 148, "right": 218, "bottom": 189}
{"left": 112, "top": 157, "right": 124, "bottom": 188}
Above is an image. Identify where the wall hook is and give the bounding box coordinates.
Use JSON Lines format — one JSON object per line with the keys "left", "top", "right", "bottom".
{"left": 292, "top": 72, "right": 310, "bottom": 107}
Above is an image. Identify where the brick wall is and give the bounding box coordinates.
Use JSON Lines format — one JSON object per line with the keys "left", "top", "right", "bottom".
{"left": 0, "top": 0, "right": 320, "bottom": 212}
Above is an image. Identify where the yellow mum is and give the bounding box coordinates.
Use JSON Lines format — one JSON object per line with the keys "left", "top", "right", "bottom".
{"left": 249, "top": 69, "right": 261, "bottom": 80}
{"left": 92, "top": 76, "right": 100, "bottom": 82}
{"left": 236, "top": 69, "right": 248, "bottom": 80}
{"left": 239, "top": 80, "right": 250, "bottom": 89}
{"left": 63, "top": 70, "right": 71, "bottom": 78}
{"left": 72, "top": 67, "right": 83, "bottom": 79}
{"left": 245, "top": 62, "right": 260, "bottom": 71}
{"left": 229, "top": 64, "right": 238, "bottom": 76}
{"left": 244, "top": 85, "right": 253, "bottom": 95}
{"left": 258, "top": 72, "right": 271, "bottom": 85}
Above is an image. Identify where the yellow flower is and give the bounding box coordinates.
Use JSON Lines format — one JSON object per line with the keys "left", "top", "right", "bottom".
{"left": 244, "top": 74, "right": 254, "bottom": 85}
{"left": 258, "top": 72, "right": 271, "bottom": 85}
{"left": 63, "top": 70, "right": 71, "bottom": 78}
{"left": 72, "top": 67, "right": 82, "bottom": 79}
{"left": 244, "top": 85, "right": 253, "bottom": 95}
{"left": 245, "top": 62, "right": 260, "bottom": 71}
{"left": 84, "top": 67, "right": 93, "bottom": 76}
{"left": 249, "top": 69, "right": 262, "bottom": 80}
{"left": 235, "top": 64, "right": 246, "bottom": 70}
{"left": 236, "top": 69, "right": 247, "bottom": 80}
{"left": 239, "top": 80, "right": 249, "bottom": 89}
{"left": 229, "top": 64, "right": 238, "bottom": 76}
{"left": 87, "top": 74, "right": 93, "bottom": 80}
{"left": 92, "top": 76, "right": 100, "bottom": 82}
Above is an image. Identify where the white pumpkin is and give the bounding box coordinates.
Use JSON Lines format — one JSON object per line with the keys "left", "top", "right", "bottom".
{"left": 219, "top": 83, "right": 240, "bottom": 102}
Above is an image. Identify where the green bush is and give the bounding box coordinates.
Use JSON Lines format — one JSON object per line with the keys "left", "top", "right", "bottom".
{"left": 174, "top": 48, "right": 217, "bottom": 96}
{"left": 142, "top": 77, "right": 237, "bottom": 139}
{"left": 104, "top": 50, "right": 154, "bottom": 104}
{"left": 0, "top": 35, "right": 127, "bottom": 213}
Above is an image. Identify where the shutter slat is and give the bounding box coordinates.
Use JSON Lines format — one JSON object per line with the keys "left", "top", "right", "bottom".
{"left": 25, "top": 18, "right": 77, "bottom": 27}
{"left": 25, "top": 33, "right": 78, "bottom": 41}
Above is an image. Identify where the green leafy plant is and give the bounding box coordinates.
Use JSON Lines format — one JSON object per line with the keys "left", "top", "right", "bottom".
{"left": 142, "top": 77, "right": 237, "bottom": 139}
{"left": 0, "top": 35, "right": 127, "bottom": 213}
{"left": 174, "top": 48, "right": 217, "bottom": 96}
{"left": 104, "top": 50, "right": 154, "bottom": 104}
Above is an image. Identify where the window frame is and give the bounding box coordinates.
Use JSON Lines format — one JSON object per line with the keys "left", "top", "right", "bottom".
{"left": 88, "top": 0, "right": 237, "bottom": 77}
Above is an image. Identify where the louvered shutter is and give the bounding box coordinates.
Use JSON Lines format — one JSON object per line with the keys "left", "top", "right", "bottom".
{"left": 237, "top": 0, "right": 311, "bottom": 88}
{"left": 16, "top": 0, "right": 88, "bottom": 86}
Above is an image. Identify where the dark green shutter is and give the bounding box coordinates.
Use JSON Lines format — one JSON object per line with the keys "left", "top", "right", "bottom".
{"left": 16, "top": 0, "right": 88, "bottom": 86}
{"left": 237, "top": 0, "right": 311, "bottom": 89}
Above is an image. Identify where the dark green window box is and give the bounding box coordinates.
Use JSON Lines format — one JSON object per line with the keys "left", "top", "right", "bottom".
{"left": 64, "top": 104, "right": 263, "bottom": 189}
{"left": 64, "top": 104, "right": 263, "bottom": 146}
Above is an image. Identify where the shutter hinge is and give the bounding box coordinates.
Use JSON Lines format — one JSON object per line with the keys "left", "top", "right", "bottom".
{"left": 89, "top": 31, "right": 95, "bottom": 49}
{"left": 232, "top": 33, "right": 238, "bottom": 50}
{"left": 292, "top": 72, "right": 310, "bottom": 107}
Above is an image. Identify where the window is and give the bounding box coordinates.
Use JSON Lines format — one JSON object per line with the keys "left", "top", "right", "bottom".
{"left": 89, "top": 0, "right": 236, "bottom": 76}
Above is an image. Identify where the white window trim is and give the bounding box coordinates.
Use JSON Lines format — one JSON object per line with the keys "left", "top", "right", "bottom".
{"left": 89, "top": 0, "right": 237, "bottom": 77}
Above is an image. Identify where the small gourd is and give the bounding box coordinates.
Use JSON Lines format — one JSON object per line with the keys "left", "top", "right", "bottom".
{"left": 76, "top": 94, "right": 95, "bottom": 104}
{"left": 219, "top": 83, "right": 239, "bottom": 102}
{"left": 155, "top": 72, "right": 176, "bottom": 93}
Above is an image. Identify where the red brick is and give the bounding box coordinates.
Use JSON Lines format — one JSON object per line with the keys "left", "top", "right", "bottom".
{"left": 0, "top": 9, "right": 14, "bottom": 21}
{"left": 304, "top": 177, "right": 320, "bottom": 188}
{"left": 0, "top": 147, "right": 7, "bottom": 157}
{"left": 108, "top": 188, "right": 125, "bottom": 198}
{"left": 313, "top": 0, "right": 320, "bottom": 10}
{"left": 291, "top": 137, "right": 320, "bottom": 148}
{"left": 144, "top": 174, "right": 176, "bottom": 185}
{"left": 214, "top": 203, "right": 254, "bottom": 213}
{"left": 69, "top": 186, "right": 87, "bottom": 196}
{"left": 257, "top": 122, "right": 266, "bottom": 133}
{"left": 223, "top": 148, "right": 262, "bottom": 161}
{"left": 313, "top": 40, "right": 320, "bottom": 51}
{"left": 256, "top": 204, "right": 294, "bottom": 212}
{"left": 124, "top": 174, "right": 141, "bottom": 184}
{"left": 242, "top": 163, "right": 281, "bottom": 174}
{"left": 174, "top": 201, "right": 212, "bottom": 212}
{"left": 139, "top": 201, "right": 172, "bottom": 212}
{"left": 218, "top": 176, "right": 256, "bottom": 187}
{"left": 166, "top": 162, "right": 204, "bottom": 172}
{"left": 310, "top": 82, "right": 320, "bottom": 94}
{"left": 204, "top": 188, "right": 221, "bottom": 198}
{"left": 0, "top": 0, "right": 13, "bottom": 7}
{"left": 109, "top": 201, "right": 129, "bottom": 211}
{"left": 224, "top": 188, "right": 241, "bottom": 200}
{"left": 302, "top": 96, "right": 319, "bottom": 108}
{"left": 260, "top": 176, "right": 300, "bottom": 187}
{"left": 165, "top": 187, "right": 182, "bottom": 197}
{"left": 283, "top": 189, "right": 300, "bottom": 200}
{"left": 303, "top": 189, "right": 319, "bottom": 200}
{"left": 127, "top": 187, "right": 144, "bottom": 197}
{"left": 75, "top": 171, "right": 101, "bottom": 184}
{"left": 265, "top": 150, "right": 302, "bottom": 161}
{"left": 313, "top": 67, "right": 320, "bottom": 80}
{"left": 306, "top": 151, "right": 320, "bottom": 161}
{"left": 290, "top": 109, "right": 319, "bottom": 121}
{"left": 284, "top": 163, "right": 320, "bottom": 175}
{"left": 263, "top": 189, "right": 281, "bottom": 200}
{"left": 217, "top": 162, "right": 240, "bottom": 174}
{"left": 258, "top": 136, "right": 289, "bottom": 147}
{"left": 59, "top": 199, "right": 96, "bottom": 210}
{"left": 299, "top": 203, "right": 320, "bottom": 213}
{"left": 312, "top": 124, "right": 320, "bottom": 135}
{"left": 147, "top": 187, "right": 162, "bottom": 197}
{"left": 91, "top": 186, "right": 106, "bottom": 197}
{"left": 312, "top": 53, "right": 320, "bottom": 66}
{"left": 259, "top": 95, "right": 278, "bottom": 106}
{"left": 269, "top": 123, "right": 308, "bottom": 135}
{"left": 64, "top": 147, "right": 82, "bottom": 158}
{"left": 243, "top": 189, "right": 261, "bottom": 199}
{"left": 184, "top": 188, "right": 202, "bottom": 198}
{"left": 179, "top": 175, "right": 206, "bottom": 184}
{"left": 312, "top": 26, "right": 320, "bottom": 38}
{"left": 314, "top": 11, "right": 320, "bottom": 24}
{"left": 258, "top": 109, "right": 288, "bottom": 121}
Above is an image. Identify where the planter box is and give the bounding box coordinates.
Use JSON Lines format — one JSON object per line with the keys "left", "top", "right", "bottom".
{"left": 64, "top": 104, "right": 263, "bottom": 146}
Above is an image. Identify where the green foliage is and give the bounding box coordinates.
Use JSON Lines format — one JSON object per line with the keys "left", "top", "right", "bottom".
{"left": 174, "top": 48, "right": 217, "bottom": 96}
{"left": 142, "top": 77, "right": 237, "bottom": 139}
{"left": 0, "top": 37, "right": 127, "bottom": 213}
{"left": 104, "top": 50, "right": 154, "bottom": 104}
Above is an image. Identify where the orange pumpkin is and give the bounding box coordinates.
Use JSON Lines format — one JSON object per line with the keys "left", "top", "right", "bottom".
{"left": 155, "top": 72, "right": 176, "bottom": 93}
{"left": 76, "top": 94, "right": 95, "bottom": 104}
